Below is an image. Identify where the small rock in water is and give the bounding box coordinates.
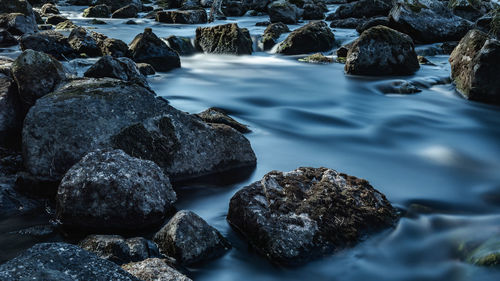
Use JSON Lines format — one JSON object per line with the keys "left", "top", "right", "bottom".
{"left": 40, "top": 3, "right": 59, "bottom": 16}
{"left": 260, "top": 22, "right": 289, "bottom": 51}
{"left": 137, "top": 62, "right": 156, "bottom": 75}
{"left": 298, "top": 53, "right": 333, "bottom": 64}
{"left": 377, "top": 80, "right": 422, "bottom": 95}
{"left": 19, "top": 30, "right": 74, "bottom": 59}
{"left": 112, "top": 4, "right": 139, "bottom": 18}
{"left": 84, "top": 55, "right": 148, "bottom": 87}
{"left": 83, "top": 4, "right": 111, "bottom": 18}
{"left": 276, "top": 21, "right": 335, "bottom": 55}
{"left": 417, "top": 56, "right": 435, "bottom": 66}
{"left": 125, "top": 19, "right": 137, "bottom": 24}
{"left": 68, "top": 27, "right": 102, "bottom": 57}
{"left": 195, "top": 23, "right": 253, "bottom": 55}
{"left": 89, "top": 18, "right": 108, "bottom": 24}
{"left": 123, "top": 258, "right": 192, "bottom": 281}
{"left": 196, "top": 107, "right": 251, "bottom": 133}
{"left": 54, "top": 19, "right": 77, "bottom": 30}
{"left": 45, "top": 15, "right": 67, "bottom": 25}
{"left": 466, "top": 237, "right": 500, "bottom": 267}
{"left": 129, "top": 28, "right": 181, "bottom": 72}
{"left": 165, "top": 35, "right": 196, "bottom": 56}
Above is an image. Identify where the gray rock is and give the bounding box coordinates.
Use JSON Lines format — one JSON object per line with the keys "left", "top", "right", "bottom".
{"left": 227, "top": 167, "right": 398, "bottom": 265}
{"left": 276, "top": 21, "right": 335, "bottom": 55}
{"left": 84, "top": 55, "right": 148, "bottom": 87}
{"left": 345, "top": 25, "right": 420, "bottom": 76}
{"left": 83, "top": 4, "right": 111, "bottom": 18}
{"left": 329, "top": 17, "right": 365, "bottom": 28}
{"left": 165, "top": 35, "right": 196, "bottom": 56}
{"left": 19, "top": 30, "right": 74, "bottom": 59}
{"left": 156, "top": 9, "right": 207, "bottom": 24}
{"left": 129, "top": 28, "right": 181, "bottom": 72}
{"left": 260, "top": 21, "right": 289, "bottom": 50}
{"left": 91, "top": 31, "right": 130, "bottom": 57}
{"left": 0, "top": 242, "right": 141, "bottom": 281}
{"left": 68, "top": 27, "right": 102, "bottom": 57}
{"left": 268, "top": 0, "right": 300, "bottom": 24}
{"left": 0, "top": 74, "right": 22, "bottom": 146}
{"left": 0, "top": 12, "right": 38, "bottom": 35}
{"left": 356, "top": 16, "right": 391, "bottom": 33}
{"left": 0, "top": 30, "right": 18, "bottom": 47}
{"left": 154, "top": 210, "right": 231, "bottom": 265}
{"left": 195, "top": 23, "right": 253, "bottom": 55}
{"left": 123, "top": 258, "right": 192, "bottom": 281}
{"left": 303, "top": 2, "right": 325, "bottom": 20}
{"left": 95, "top": 0, "right": 142, "bottom": 12}
{"left": 196, "top": 107, "right": 250, "bottom": 133}
{"left": 137, "top": 62, "right": 156, "bottom": 75}
{"left": 332, "top": 0, "right": 392, "bottom": 19}
{"left": 112, "top": 4, "right": 139, "bottom": 18}
{"left": 54, "top": 19, "right": 77, "bottom": 30}
{"left": 45, "top": 14, "right": 68, "bottom": 25}
{"left": 40, "top": 3, "right": 59, "bottom": 16}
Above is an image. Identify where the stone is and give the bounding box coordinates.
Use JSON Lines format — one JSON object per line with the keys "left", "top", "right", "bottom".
{"left": 223, "top": 1, "right": 247, "bottom": 17}
{"left": 329, "top": 17, "right": 365, "bottom": 29}
{"left": 356, "top": 16, "right": 391, "bottom": 33}
{"left": 68, "top": 27, "right": 102, "bottom": 57}
{"left": 54, "top": 19, "right": 77, "bottom": 30}
{"left": 56, "top": 149, "right": 177, "bottom": 231}
{"left": 154, "top": 210, "right": 231, "bottom": 265}
{"left": 332, "top": 0, "right": 392, "bottom": 19}
{"left": 196, "top": 107, "right": 250, "bottom": 133}
{"left": 83, "top": 4, "right": 111, "bottom": 18}
{"left": 0, "top": 30, "right": 18, "bottom": 47}
{"left": 227, "top": 167, "right": 398, "bottom": 265}
{"left": 95, "top": 0, "right": 142, "bottom": 12}
{"left": 195, "top": 23, "right": 253, "bottom": 55}
{"left": 466, "top": 237, "right": 500, "bottom": 266}
{"left": 92, "top": 33, "right": 130, "bottom": 58}
{"left": 0, "top": 12, "right": 38, "bottom": 35}
{"left": 298, "top": 52, "right": 333, "bottom": 63}
{"left": 129, "top": 28, "right": 181, "bottom": 72}
{"left": 123, "top": 258, "right": 192, "bottom": 281}
{"left": 267, "top": 0, "right": 300, "bottom": 24}
{"left": 376, "top": 80, "right": 421, "bottom": 94}
{"left": 137, "top": 63, "right": 156, "bottom": 75}
{"left": 156, "top": 9, "right": 207, "bottom": 24}
{"left": 112, "top": 4, "right": 139, "bottom": 18}
{"left": 45, "top": 14, "right": 67, "bottom": 25}
{"left": 302, "top": 2, "right": 325, "bottom": 20}
{"left": 165, "top": 35, "right": 196, "bottom": 56}
{"left": 40, "top": 3, "right": 59, "bottom": 16}
{"left": 0, "top": 74, "right": 22, "bottom": 146}
{"left": 84, "top": 55, "right": 147, "bottom": 87}
{"left": 276, "top": 21, "right": 335, "bottom": 55}
{"left": 19, "top": 30, "right": 74, "bottom": 59}
{"left": 345, "top": 25, "right": 420, "bottom": 76}
{"left": 260, "top": 21, "right": 289, "bottom": 50}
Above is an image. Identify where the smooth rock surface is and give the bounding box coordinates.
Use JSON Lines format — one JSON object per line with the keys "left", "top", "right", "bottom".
{"left": 276, "top": 21, "right": 335, "bottom": 55}
{"left": 129, "top": 28, "right": 181, "bottom": 72}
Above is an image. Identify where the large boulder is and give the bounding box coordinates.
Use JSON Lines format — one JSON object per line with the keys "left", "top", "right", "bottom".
{"left": 449, "top": 29, "right": 500, "bottom": 105}
{"left": 195, "top": 23, "right": 253, "bottom": 55}
{"left": 68, "top": 27, "right": 102, "bottom": 57}
{"left": 302, "top": 2, "right": 325, "bottom": 20}
{"left": 91, "top": 31, "right": 130, "bottom": 58}
{"left": 129, "top": 28, "right": 180, "bottom": 72}
{"left": 11, "top": 49, "right": 67, "bottom": 106}
{"left": 0, "top": 12, "right": 38, "bottom": 35}
{"left": 122, "top": 258, "right": 192, "bottom": 281}
{"left": 19, "top": 30, "right": 74, "bottom": 59}
{"left": 84, "top": 55, "right": 147, "bottom": 87}
{"left": 345, "top": 25, "right": 419, "bottom": 76}
{"left": 0, "top": 30, "right": 17, "bottom": 47}
{"left": 388, "top": 0, "right": 473, "bottom": 43}
{"left": 267, "top": 0, "right": 300, "bottom": 24}
{"left": 0, "top": 243, "right": 141, "bottom": 280}
{"left": 56, "top": 149, "right": 177, "bottom": 231}
{"left": 0, "top": 74, "right": 22, "bottom": 146}
{"left": 227, "top": 167, "right": 398, "bottom": 265}
{"left": 165, "top": 35, "right": 196, "bottom": 56}
{"left": 22, "top": 78, "right": 256, "bottom": 185}
{"left": 156, "top": 9, "right": 207, "bottom": 24}
{"left": 332, "top": 0, "right": 392, "bottom": 19}
{"left": 0, "top": 0, "right": 34, "bottom": 15}
{"left": 153, "top": 210, "right": 231, "bottom": 265}
{"left": 276, "top": 21, "right": 335, "bottom": 55}
{"left": 83, "top": 4, "right": 111, "bottom": 18}
{"left": 260, "top": 21, "right": 289, "bottom": 50}
{"left": 112, "top": 4, "right": 139, "bottom": 18}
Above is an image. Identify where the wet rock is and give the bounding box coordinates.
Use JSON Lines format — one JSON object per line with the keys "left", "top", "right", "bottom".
{"left": 0, "top": 0, "right": 35, "bottom": 15}
{"left": 0, "top": 56, "right": 13, "bottom": 76}
{"left": 95, "top": 0, "right": 142, "bottom": 12}
{"left": 19, "top": 30, "right": 74, "bottom": 59}
{"left": 0, "top": 74, "right": 22, "bottom": 147}
{"left": 298, "top": 52, "right": 333, "bottom": 63}
{"left": 123, "top": 258, "right": 192, "bottom": 281}
{"left": 466, "top": 237, "right": 500, "bottom": 266}
{"left": 417, "top": 55, "right": 435, "bottom": 66}
{"left": 331, "top": 0, "right": 392, "bottom": 19}
{"left": 260, "top": 21, "right": 289, "bottom": 50}
{"left": 54, "top": 19, "right": 77, "bottom": 30}
{"left": 302, "top": 2, "right": 325, "bottom": 20}
{"left": 227, "top": 167, "right": 398, "bottom": 265}
{"left": 13, "top": 224, "right": 55, "bottom": 237}
{"left": 388, "top": 0, "right": 473, "bottom": 43}
{"left": 449, "top": 0, "right": 485, "bottom": 22}
{"left": 356, "top": 16, "right": 391, "bottom": 33}
{"left": 449, "top": 29, "right": 500, "bottom": 105}
{"left": 195, "top": 23, "right": 253, "bottom": 55}
{"left": 0, "top": 30, "right": 18, "bottom": 47}
{"left": 165, "top": 35, "right": 196, "bottom": 55}
{"left": 336, "top": 42, "right": 352, "bottom": 58}
{"left": 0, "top": 13, "right": 38, "bottom": 35}
{"left": 223, "top": 1, "right": 248, "bottom": 17}
{"left": 0, "top": 242, "right": 141, "bottom": 280}
{"left": 38, "top": 23, "right": 52, "bottom": 30}
{"left": 154, "top": 210, "right": 231, "bottom": 265}
{"left": 56, "top": 149, "right": 176, "bottom": 231}
{"left": 345, "top": 26, "right": 419, "bottom": 76}
{"left": 83, "top": 4, "right": 111, "bottom": 18}
{"left": 92, "top": 32, "right": 130, "bottom": 57}
{"left": 329, "top": 17, "right": 365, "bottom": 28}
{"left": 45, "top": 14, "right": 67, "bottom": 25}
{"left": 68, "top": 27, "right": 102, "bottom": 57}
{"left": 125, "top": 19, "right": 137, "bottom": 24}
{"left": 276, "top": 21, "right": 335, "bottom": 55}
{"left": 268, "top": 0, "right": 300, "bottom": 24}
{"left": 242, "top": 0, "right": 270, "bottom": 11}
{"left": 89, "top": 18, "right": 108, "bottom": 24}
{"left": 255, "top": 20, "right": 270, "bottom": 26}
{"left": 84, "top": 55, "right": 147, "bottom": 87}
{"left": 377, "top": 80, "right": 421, "bottom": 94}
{"left": 157, "top": 0, "right": 182, "bottom": 9}
{"left": 137, "top": 63, "right": 156, "bottom": 75}
{"left": 129, "top": 28, "right": 180, "bottom": 72}
{"left": 79, "top": 235, "right": 161, "bottom": 265}
{"left": 11, "top": 49, "right": 67, "bottom": 106}
{"left": 156, "top": 9, "right": 207, "bottom": 24}
{"left": 180, "top": 0, "right": 202, "bottom": 10}
{"left": 40, "top": 3, "right": 59, "bottom": 16}
{"left": 112, "top": 4, "right": 139, "bottom": 18}
{"left": 22, "top": 78, "right": 256, "bottom": 183}
{"left": 196, "top": 107, "right": 250, "bottom": 133}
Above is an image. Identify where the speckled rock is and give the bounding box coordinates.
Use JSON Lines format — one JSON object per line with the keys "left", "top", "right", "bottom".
{"left": 68, "top": 27, "right": 102, "bottom": 57}
{"left": 345, "top": 25, "right": 420, "bottom": 76}
{"left": 83, "top": 4, "right": 111, "bottom": 18}
{"left": 84, "top": 55, "right": 147, "bottom": 87}
{"left": 56, "top": 149, "right": 176, "bottom": 231}
{"left": 276, "top": 21, "right": 335, "bottom": 55}
{"left": 40, "top": 3, "right": 59, "bottom": 16}
{"left": 195, "top": 23, "right": 253, "bottom": 55}
{"left": 112, "top": 4, "right": 139, "bottom": 18}
{"left": 260, "top": 21, "right": 289, "bottom": 50}
{"left": 0, "top": 12, "right": 38, "bottom": 35}
{"left": 227, "top": 167, "right": 398, "bottom": 265}
{"left": 156, "top": 9, "right": 207, "bottom": 24}
{"left": 137, "top": 62, "right": 156, "bottom": 75}
{"left": 19, "top": 30, "right": 74, "bottom": 59}
{"left": 129, "top": 28, "right": 180, "bottom": 72}
{"left": 154, "top": 210, "right": 231, "bottom": 265}
{"left": 123, "top": 258, "right": 192, "bottom": 281}
{"left": 45, "top": 14, "right": 68, "bottom": 25}
{"left": 196, "top": 107, "right": 250, "bottom": 133}
{"left": 92, "top": 32, "right": 130, "bottom": 57}
{"left": 165, "top": 35, "right": 196, "bottom": 55}
{"left": 267, "top": 0, "right": 300, "bottom": 24}
{"left": 0, "top": 242, "right": 141, "bottom": 280}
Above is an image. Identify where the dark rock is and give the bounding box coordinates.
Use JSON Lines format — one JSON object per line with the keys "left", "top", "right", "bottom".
{"left": 0, "top": 30, "right": 18, "bottom": 47}
{"left": 332, "top": 0, "right": 392, "bottom": 19}
{"left": 156, "top": 9, "right": 207, "bottom": 24}
{"left": 276, "top": 21, "right": 335, "bottom": 55}
{"left": 255, "top": 20, "right": 270, "bottom": 26}
{"left": 0, "top": 12, "right": 38, "bottom": 35}
{"left": 154, "top": 210, "right": 231, "bottom": 265}
{"left": 45, "top": 14, "right": 67, "bottom": 25}
{"left": 0, "top": 74, "right": 22, "bottom": 146}
{"left": 449, "top": 0, "right": 485, "bottom": 22}
{"left": 37, "top": 23, "right": 52, "bottom": 29}
{"left": 84, "top": 55, "right": 147, "bottom": 87}
{"left": 260, "top": 21, "right": 290, "bottom": 50}
{"left": 0, "top": 243, "right": 141, "bottom": 280}
{"left": 345, "top": 25, "right": 419, "bottom": 76}
{"left": 165, "top": 35, "right": 196, "bottom": 56}
{"left": 129, "top": 28, "right": 180, "bottom": 72}
{"left": 83, "top": 4, "right": 111, "bottom": 18}
{"left": 376, "top": 80, "right": 421, "bottom": 94}
{"left": 329, "top": 17, "right": 365, "bottom": 28}
{"left": 112, "top": 4, "right": 139, "bottom": 18}
{"left": 227, "top": 167, "right": 398, "bottom": 265}
{"left": 92, "top": 32, "right": 130, "bottom": 57}
{"left": 336, "top": 42, "right": 352, "bottom": 58}
{"left": 465, "top": 237, "right": 500, "bottom": 266}
{"left": 19, "top": 30, "right": 74, "bottom": 59}
{"left": 79, "top": 235, "right": 161, "bottom": 265}
{"left": 68, "top": 27, "right": 102, "bottom": 57}
{"left": 195, "top": 23, "right": 253, "bottom": 55}
{"left": 137, "top": 63, "right": 156, "bottom": 75}
{"left": 303, "top": 2, "right": 325, "bottom": 20}
{"left": 449, "top": 29, "right": 500, "bottom": 105}
{"left": 11, "top": 49, "right": 67, "bottom": 106}
{"left": 94, "top": 0, "right": 142, "bottom": 12}
{"left": 223, "top": 1, "right": 247, "bottom": 17}
{"left": 125, "top": 19, "right": 136, "bottom": 24}
{"left": 88, "top": 18, "right": 108, "bottom": 24}
{"left": 242, "top": 0, "right": 270, "bottom": 11}
{"left": 54, "top": 19, "right": 77, "bottom": 30}
{"left": 0, "top": 0, "right": 35, "bottom": 15}
{"left": 56, "top": 149, "right": 177, "bottom": 231}
{"left": 298, "top": 52, "right": 333, "bottom": 63}
{"left": 197, "top": 107, "right": 250, "bottom": 133}
{"left": 157, "top": 0, "right": 182, "bottom": 9}
{"left": 356, "top": 16, "right": 391, "bottom": 33}
{"left": 40, "top": 3, "right": 59, "bottom": 16}
{"left": 122, "top": 258, "right": 192, "bottom": 281}
{"left": 268, "top": 0, "right": 300, "bottom": 24}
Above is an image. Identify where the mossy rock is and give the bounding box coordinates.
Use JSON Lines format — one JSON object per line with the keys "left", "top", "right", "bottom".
{"left": 467, "top": 237, "right": 500, "bottom": 267}
{"left": 298, "top": 53, "right": 333, "bottom": 64}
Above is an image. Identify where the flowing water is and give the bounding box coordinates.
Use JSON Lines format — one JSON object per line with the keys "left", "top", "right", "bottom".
{"left": 1, "top": 4, "right": 500, "bottom": 281}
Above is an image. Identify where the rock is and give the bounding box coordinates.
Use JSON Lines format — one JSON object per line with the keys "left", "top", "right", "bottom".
{"left": 356, "top": 16, "right": 391, "bottom": 33}
{"left": 0, "top": 30, "right": 18, "bottom": 47}
{"left": 227, "top": 167, "right": 398, "bottom": 265}
{"left": 0, "top": 242, "right": 141, "bottom": 280}
{"left": 0, "top": 0, "right": 34, "bottom": 15}
{"left": 449, "top": 0, "right": 484, "bottom": 22}
{"left": 0, "top": 13, "right": 38, "bottom": 35}
{"left": 329, "top": 17, "right": 365, "bottom": 28}
{"left": 0, "top": 74, "right": 22, "bottom": 146}
{"left": 180, "top": 0, "right": 201, "bottom": 9}
{"left": 154, "top": 210, "right": 231, "bottom": 265}
{"left": 40, "top": 3, "right": 59, "bottom": 16}
{"left": 54, "top": 19, "right": 77, "bottom": 30}
{"left": 417, "top": 55, "right": 435, "bottom": 66}
{"left": 376, "top": 80, "right": 421, "bottom": 94}
{"left": 157, "top": 0, "right": 182, "bottom": 9}
{"left": 94, "top": 0, "right": 142, "bottom": 12}
{"left": 56, "top": 149, "right": 177, "bottom": 231}
{"left": 93, "top": 33, "right": 130, "bottom": 57}
{"left": 129, "top": 28, "right": 181, "bottom": 72}
{"left": 79, "top": 235, "right": 161, "bottom": 265}
{"left": 298, "top": 52, "right": 333, "bottom": 63}
{"left": 302, "top": 2, "right": 325, "bottom": 20}
{"left": 276, "top": 21, "right": 335, "bottom": 55}
{"left": 196, "top": 107, "right": 250, "bottom": 133}
{"left": 345, "top": 25, "right": 419, "bottom": 76}
{"left": 84, "top": 55, "right": 147, "bottom": 87}
{"left": 83, "top": 4, "right": 111, "bottom": 18}
{"left": 388, "top": 0, "right": 473, "bottom": 43}
{"left": 45, "top": 14, "right": 67, "bottom": 25}
{"left": 165, "top": 35, "right": 196, "bottom": 56}
{"left": 22, "top": 78, "right": 256, "bottom": 184}
{"left": 223, "top": 1, "right": 248, "bottom": 17}
{"left": 267, "top": 0, "right": 300, "bottom": 24}
{"left": 68, "top": 27, "right": 102, "bottom": 57}
{"left": 19, "top": 30, "right": 74, "bottom": 59}
{"left": 137, "top": 63, "right": 156, "bottom": 75}
{"left": 11, "top": 49, "right": 67, "bottom": 106}
{"left": 449, "top": 29, "right": 500, "bottom": 105}
{"left": 466, "top": 237, "right": 500, "bottom": 266}
{"left": 242, "top": 0, "right": 270, "bottom": 11}
{"left": 89, "top": 18, "right": 108, "bottom": 24}
{"left": 260, "top": 21, "right": 289, "bottom": 50}
{"left": 156, "top": 9, "right": 207, "bottom": 24}
{"left": 195, "top": 23, "right": 253, "bottom": 55}
{"left": 125, "top": 19, "right": 136, "bottom": 24}
{"left": 336, "top": 42, "right": 352, "bottom": 58}
{"left": 332, "top": 0, "right": 392, "bottom": 19}
{"left": 123, "top": 258, "right": 192, "bottom": 281}
{"left": 112, "top": 4, "right": 139, "bottom": 18}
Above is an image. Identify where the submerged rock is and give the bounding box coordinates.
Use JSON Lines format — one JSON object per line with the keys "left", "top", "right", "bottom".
{"left": 195, "top": 23, "right": 253, "bottom": 55}
{"left": 83, "top": 4, "right": 111, "bottom": 18}
{"left": 227, "top": 167, "right": 398, "bottom": 265}
{"left": 449, "top": 29, "right": 500, "bottom": 105}
{"left": 129, "top": 28, "right": 181, "bottom": 72}
{"left": 123, "top": 258, "right": 192, "bottom": 281}
{"left": 0, "top": 243, "right": 140, "bottom": 280}
{"left": 156, "top": 9, "right": 207, "bottom": 24}
{"left": 68, "top": 27, "right": 102, "bottom": 57}
{"left": 276, "top": 21, "right": 335, "bottom": 55}
{"left": 56, "top": 149, "right": 176, "bottom": 231}
{"left": 84, "top": 55, "right": 147, "bottom": 87}
{"left": 345, "top": 26, "right": 420, "bottom": 76}
{"left": 196, "top": 107, "right": 250, "bottom": 133}
{"left": 19, "top": 30, "right": 74, "bottom": 59}
{"left": 466, "top": 237, "right": 500, "bottom": 267}
{"left": 154, "top": 210, "right": 231, "bottom": 265}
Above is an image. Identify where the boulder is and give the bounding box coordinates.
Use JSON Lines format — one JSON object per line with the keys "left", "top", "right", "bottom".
{"left": 449, "top": 29, "right": 500, "bottom": 105}
{"left": 0, "top": 30, "right": 18, "bottom": 47}
{"left": 302, "top": 2, "right": 325, "bottom": 20}
{"left": 267, "top": 0, "right": 300, "bottom": 24}
{"left": 298, "top": 52, "right": 333, "bottom": 63}
{"left": 122, "top": 258, "right": 192, "bottom": 281}
{"left": 19, "top": 30, "right": 74, "bottom": 59}
{"left": 449, "top": 0, "right": 485, "bottom": 22}
{"left": 154, "top": 210, "right": 231, "bottom": 265}
{"left": 137, "top": 63, "right": 156, "bottom": 75}
{"left": 356, "top": 16, "right": 391, "bottom": 33}
{"left": 40, "top": 3, "right": 59, "bottom": 16}
{"left": 227, "top": 167, "right": 398, "bottom": 265}
{"left": 11, "top": 49, "right": 67, "bottom": 106}
{"left": 276, "top": 21, "right": 335, "bottom": 55}
{"left": 0, "top": 12, "right": 38, "bottom": 35}
{"left": 195, "top": 23, "right": 253, "bottom": 55}
{"left": 196, "top": 107, "right": 250, "bottom": 133}
{"left": 84, "top": 55, "right": 147, "bottom": 87}
{"left": 79, "top": 235, "right": 161, "bottom": 265}
{"left": 242, "top": 0, "right": 270, "bottom": 11}
{"left": 0, "top": 0, "right": 34, "bottom": 15}
{"left": 329, "top": 17, "right": 365, "bottom": 28}
{"left": 157, "top": 0, "right": 182, "bottom": 9}
{"left": 0, "top": 74, "right": 22, "bottom": 146}
{"left": 156, "top": 9, "right": 207, "bottom": 24}
{"left": 388, "top": 0, "right": 473, "bottom": 43}
{"left": 332, "top": 0, "right": 392, "bottom": 19}
{"left": 54, "top": 19, "right": 77, "bottom": 30}
{"left": 260, "top": 21, "right": 289, "bottom": 50}
{"left": 129, "top": 28, "right": 181, "bottom": 72}
{"left": 56, "top": 149, "right": 177, "bottom": 231}
{"left": 83, "top": 4, "right": 111, "bottom": 18}
{"left": 0, "top": 243, "right": 141, "bottom": 280}
{"left": 91, "top": 32, "right": 130, "bottom": 57}
{"left": 345, "top": 25, "right": 420, "bottom": 76}
{"left": 223, "top": 1, "right": 248, "bottom": 17}
{"left": 112, "top": 4, "right": 139, "bottom": 18}
{"left": 68, "top": 27, "right": 102, "bottom": 57}
{"left": 165, "top": 35, "right": 196, "bottom": 55}
{"left": 94, "top": 0, "right": 142, "bottom": 12}
{"left": 45, "top": 14, "right": 67, "bottom": 25}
